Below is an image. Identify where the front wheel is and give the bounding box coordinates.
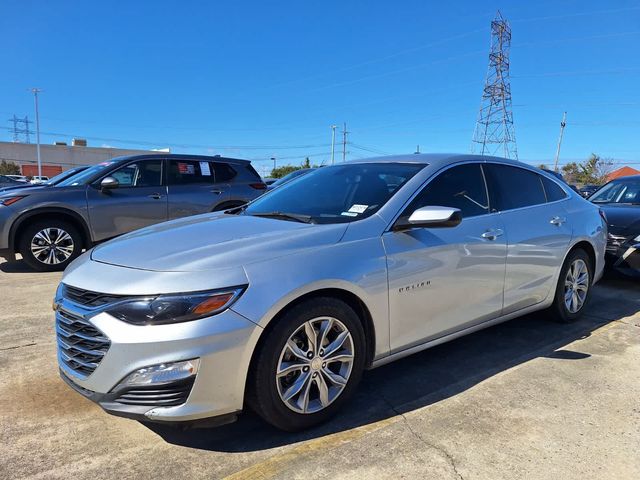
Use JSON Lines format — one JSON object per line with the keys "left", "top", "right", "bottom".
{"left": 247, "top": 297, "right": 366, "bottom": 431}
{"left": 549, "top": 249, "right": 593, "bottom": 323}
{"left": 19, "top": 220, "right": 83, "bottom": 272}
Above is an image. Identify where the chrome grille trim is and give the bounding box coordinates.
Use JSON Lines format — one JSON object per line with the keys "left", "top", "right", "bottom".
{"left": 55, "top": 305, "right": 110, "bottom": 378}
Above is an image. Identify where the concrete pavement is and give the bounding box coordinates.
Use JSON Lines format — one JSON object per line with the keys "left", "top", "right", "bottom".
{"left": 1, "top": 258, "right": 638, "bottom": 479}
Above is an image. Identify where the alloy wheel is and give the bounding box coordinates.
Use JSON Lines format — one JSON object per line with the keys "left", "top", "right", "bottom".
{"left": 30, "top": 228, "right": 75, "bottom": 265}
{"left": 564, "top": 258, "right": 589, "bottom": 313}
{"left": 276, "top": 317, "right": 354, "bottom": 414}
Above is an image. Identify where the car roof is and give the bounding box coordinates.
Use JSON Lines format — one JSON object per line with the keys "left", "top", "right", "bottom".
{"left": 109, "top": 153, "right": 251, "bottom": 165}
{"left": 346, "top": 153, "right": 533, "bottom": 169}
{"left": 609, "top": 174, "right": 640, "bottom": 181}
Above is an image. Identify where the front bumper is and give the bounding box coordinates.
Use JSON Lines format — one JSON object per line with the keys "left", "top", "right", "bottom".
{"left": 606, "top": 242, "right": 640, "bottom": 276}
{"left": 56, "top": 296, "right": 263, "bottom": 423}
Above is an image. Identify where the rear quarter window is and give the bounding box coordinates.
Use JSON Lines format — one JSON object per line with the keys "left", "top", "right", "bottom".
{"left": 541, "top": 176, "right": 568, "bottom": 202}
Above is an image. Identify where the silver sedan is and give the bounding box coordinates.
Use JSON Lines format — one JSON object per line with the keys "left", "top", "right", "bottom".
{"left": 55, "top": 154, "right": 606, "bottom": 431}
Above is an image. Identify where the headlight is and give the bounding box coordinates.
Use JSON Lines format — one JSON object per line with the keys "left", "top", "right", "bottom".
{"left": 0, "top": 195, "right": 26, "bottom": 206}
{"left": 105, "top": 286, "right": 246, "bottom": 325}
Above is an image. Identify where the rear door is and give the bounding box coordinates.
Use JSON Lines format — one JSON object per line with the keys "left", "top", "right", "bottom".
{"left": 167, "top": 159, "right": 230, "bottom": 219}
{"left": 484, "top": 164, "right": 573, "bottom": 314}
{"left": 86, "top": 158, "right": 167, "bottom": 241}
{"left": 383, "top": 162, "right": 507, "bottom": 351}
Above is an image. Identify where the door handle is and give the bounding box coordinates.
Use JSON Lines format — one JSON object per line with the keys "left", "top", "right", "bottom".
{"left": 210, "top": 190, "right": 223, "bottom": 195}
{"left": 550, "top": 216, "right": 567, "bottom": 226}
{"left": 147, "top": 193, "right": 162, "bottom": 200}
{"left": 481, "top": 228, "right": 504, "bottom": 241}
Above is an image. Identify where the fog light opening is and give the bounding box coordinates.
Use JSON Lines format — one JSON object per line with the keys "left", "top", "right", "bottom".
{"left": 116, "top": 359, "right": 200, "bottom": 389}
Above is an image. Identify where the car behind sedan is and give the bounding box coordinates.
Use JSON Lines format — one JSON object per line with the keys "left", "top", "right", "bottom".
{"left": 590, "top": 175, "right": 640, "bottom": 275}
{"left": 55, "top": 153, "right": 606, "bottom": 431}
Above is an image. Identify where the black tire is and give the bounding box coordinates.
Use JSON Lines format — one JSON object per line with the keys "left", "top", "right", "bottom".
{"left": 247, "top": 297, "right": 366, "bottom": 431}
{"left": 19, "top": 220, "right": 83, "bottom": 272}
{"left": 548, "top": 248, "right": 593, "bottom": 323}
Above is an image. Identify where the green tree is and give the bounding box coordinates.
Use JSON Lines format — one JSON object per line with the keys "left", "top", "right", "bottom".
{"left": 0, "top": 160, "right": 20, "bottom": 175}
{"left": 536, "top": 163, "right": 549, "bottom": 170}
{"left": 561, "top": 154, "right": 615, "bottom": 185}
{"left": 270, "top": 158, "right": 316, "bottom": 178}
{"left": 270, "top": 165, "right": 299, "bottom": 179}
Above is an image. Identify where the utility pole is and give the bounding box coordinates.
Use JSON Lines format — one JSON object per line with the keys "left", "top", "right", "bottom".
{"left": 553, "top": 112, "right": 567, "bottom": 172}
{"left": 330, "top": 125, "right": 337, "bottom": 165}
{"left": 415, "top": 145, "right": 420, "bottom": 154}
{"left": 341, "top": 122, "right": 348, "bottom": 162}
{"left": 31, "top": 88, "right": 43, "bottom": 178}
{"left": 471, "top": 11, "right": 518, "bottom": 159}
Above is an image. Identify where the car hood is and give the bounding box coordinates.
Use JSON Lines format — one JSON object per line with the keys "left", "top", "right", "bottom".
{"left": 91, "top": 213, "right": 349, "bottom": 272}
{"left": 599, "top": 204, "right": 640, "bottom": 236}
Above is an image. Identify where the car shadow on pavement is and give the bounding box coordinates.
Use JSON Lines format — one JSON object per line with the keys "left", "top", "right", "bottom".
{"left": 0, "top": 259, "right": 32, "bottom": 273}
{"left": 146, "top": 276, "right": 640, "bottom": 453}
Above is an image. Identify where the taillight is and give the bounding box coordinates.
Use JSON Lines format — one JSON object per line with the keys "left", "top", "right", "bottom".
{"left": 249, "top": 182, "right": 267, "bottom": 190}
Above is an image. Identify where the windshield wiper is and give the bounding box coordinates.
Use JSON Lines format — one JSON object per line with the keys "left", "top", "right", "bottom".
{"left": 250, "top": 211, "right": 315, "bottom": 224}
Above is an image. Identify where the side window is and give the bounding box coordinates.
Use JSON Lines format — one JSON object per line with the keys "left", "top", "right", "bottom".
{"left": 212, "top": 163, "right": 237, "bottom": 182}
{"left": 485, "top": 164, "right": 546, "bottom": 211}
{"left": 110, "top": 160, "right": 162, "bottom": 187}
{"left": 541, "top": 176, "right": 568, "bottom": 202}
{"left": 168, "top": 160, "right": 215, "bottom": 185}
{"left": 403, "top": 164, "right": 489, "bottom": 219}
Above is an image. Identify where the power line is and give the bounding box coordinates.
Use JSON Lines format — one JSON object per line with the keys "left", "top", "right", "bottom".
{"left": 0, "top": 126, "right": 333, "bottom": 151}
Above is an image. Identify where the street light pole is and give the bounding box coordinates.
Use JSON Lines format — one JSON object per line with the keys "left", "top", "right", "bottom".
{"left": 330, "top": 125, "right": 337, "bottom": 165}
{"left": 270, "top": 157, "right": 276, "bottom": 173}
{"left": 31, "top": 88, "right": 43, "bottom": 178}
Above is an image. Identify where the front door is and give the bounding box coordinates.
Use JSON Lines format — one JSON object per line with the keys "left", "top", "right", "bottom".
{"left": 383, "top": 163, "right": 507, "bottom": 352}
{"left": 87, "top": 158, "right": 167, "bottom": 241}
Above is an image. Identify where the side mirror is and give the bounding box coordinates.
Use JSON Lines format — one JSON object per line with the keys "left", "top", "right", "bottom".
{"left": 100, "top": 176, "right": 119, "bottom": 191}
{"left": 393, "top": 206, "right": 462, "bottom": 231}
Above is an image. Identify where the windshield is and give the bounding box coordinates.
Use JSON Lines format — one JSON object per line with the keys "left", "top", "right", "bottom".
{"left": 56, "top": 161, "right": 120, "bottom": 187}
{"left": 44, "top": 168, "right": 83, "bottom": 185}
{"left": 590, "top": 178, "right": 640, "bottom": 204}
{"left": 244, "top": 163, "right": 424, "bottom": 224}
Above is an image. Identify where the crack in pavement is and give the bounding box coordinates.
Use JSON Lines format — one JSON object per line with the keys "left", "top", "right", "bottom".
{"left": 378, "top": 392, "right": 465, "bottom": 480}
{"left": 0, "top": 342, "right": 37, "bottom": 351}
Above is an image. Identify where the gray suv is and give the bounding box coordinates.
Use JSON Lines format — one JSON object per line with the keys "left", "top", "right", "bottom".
{"left": 0, "top": 154, "right": 265, "bottom": 271}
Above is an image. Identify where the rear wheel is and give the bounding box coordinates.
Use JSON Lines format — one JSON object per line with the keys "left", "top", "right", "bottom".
{"left": 248, "top": 297, "right": 366, "bottom": 431}
{"left": 19, "top": 220, "right": 83, "bottom": 272}
{"left": 549, "top": 249, "right": 593, "bottom": 323}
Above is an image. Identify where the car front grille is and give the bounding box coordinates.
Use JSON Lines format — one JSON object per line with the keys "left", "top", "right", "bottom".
{"left": 113, "top": 378, "right": 195, "bottom": 407}
{"left": 56, "top": 308, "right": 110, "bottom": 378}
{"left": 62, "top": 284, "right": 126, "bottom": 308}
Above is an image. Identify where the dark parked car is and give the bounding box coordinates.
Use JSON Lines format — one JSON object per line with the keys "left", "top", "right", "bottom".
{"left": 0, "top": 166, "right": 90, "bottom": 194}
{"left": 0, "top": 175, "right": 25, "bottom": 188}
{"left": 267, "top": 168, "right": 315, "bottom": 191}
{"left": 579, "top": 184, "right": 600, "bottom": 198}
{"left": 590, "top": 175, "right": 640, "bottom": 276}
{"left": 0, "top": 154, "right": 265, "bottom": 271}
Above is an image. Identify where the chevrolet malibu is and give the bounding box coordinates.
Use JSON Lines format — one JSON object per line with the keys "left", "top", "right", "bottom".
{"left": 55, "top": 154, "right": 607, "bottom": 431}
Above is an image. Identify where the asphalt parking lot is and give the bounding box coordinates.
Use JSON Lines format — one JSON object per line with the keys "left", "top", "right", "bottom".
{"left": 1, "top": 258, "right": 639, "bottom": 480}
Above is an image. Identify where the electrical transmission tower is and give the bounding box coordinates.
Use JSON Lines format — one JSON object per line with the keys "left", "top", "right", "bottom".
{"left": 9, "top": 115, "right": 33, "bottom": 143}
{"left": 471, "top": 11, "right": 518, "bottom": 159}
